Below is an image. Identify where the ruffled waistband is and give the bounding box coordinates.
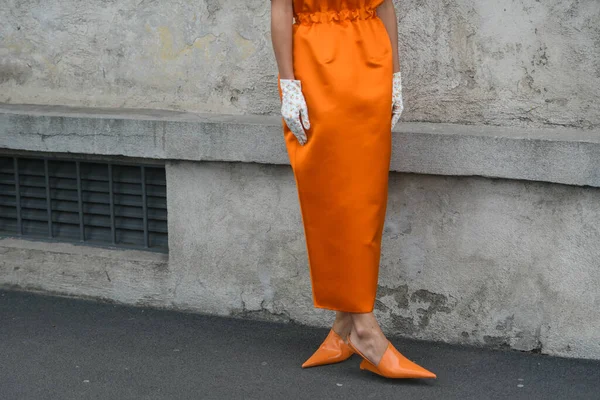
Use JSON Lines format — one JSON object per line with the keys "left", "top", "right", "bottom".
{"left": 294, "top": 8, "right": 377, "bottom": 25}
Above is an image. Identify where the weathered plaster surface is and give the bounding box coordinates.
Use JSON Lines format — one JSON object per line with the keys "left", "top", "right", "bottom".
{"left": 1, "top": 0, "right": 599, "bottom": 128}
{"left": 396, "top": 0, "right": 600, "bottom": 128}
{"left": 164, "top": 162, "right": 600, "bottom": 359}
{"left": 0, "top": 0, "right": 275, "bottom": 114}
{"left": 2, "top": 161, "right": 600, "bottom": 359}
{"left": 0, "top": 240, "right": 169, "bottom": 307}
{"left": 378, "top": 173, "right": 600, "bottom": 358}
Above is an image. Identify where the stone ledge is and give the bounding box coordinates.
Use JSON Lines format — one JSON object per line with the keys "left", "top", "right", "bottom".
{"left": 0, "top": 237, "right": 169, "bottom": 263}
{"left": 0, "top": 237, "right": 169, "bottom": 309}
{"left": 1, "top": 103, "right": 599, "bottom": 187}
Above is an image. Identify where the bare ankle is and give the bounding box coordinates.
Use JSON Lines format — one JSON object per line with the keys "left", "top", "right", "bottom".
{"left": 351, "top": 324, "right": 370, "bottom": 339}
{"left": 334, "top": 311, "right": 351, "bottom": 323}
{"left": 332, "top": 312, "right": 352, "bottom": 336}
{"left": 350, "top": 313, "right": 385, "bottom": 341}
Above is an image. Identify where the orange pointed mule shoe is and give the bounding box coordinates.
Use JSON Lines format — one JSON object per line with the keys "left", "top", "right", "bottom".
{"left": 302, "top": 329, "right": 354, "bottom": 368}
{"left": 347, "top": 336, "right": 436, "bottom": 379}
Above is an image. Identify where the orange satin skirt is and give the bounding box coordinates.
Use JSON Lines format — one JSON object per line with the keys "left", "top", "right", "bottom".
{"left": 279, "top": 2, "right": 393, "bottom": 313}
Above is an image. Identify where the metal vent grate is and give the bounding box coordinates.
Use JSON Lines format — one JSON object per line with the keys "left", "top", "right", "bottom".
{"left": 0, "top": 156, "right": 168, "bottom": 252}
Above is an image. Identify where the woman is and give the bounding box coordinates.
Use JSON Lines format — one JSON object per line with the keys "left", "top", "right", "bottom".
{"left": 270, "top": 0, "right": 435, "bottom": 379}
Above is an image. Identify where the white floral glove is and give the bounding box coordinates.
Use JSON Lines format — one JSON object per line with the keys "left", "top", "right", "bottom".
{"left": 391, "top": 71, "right": 404, "bottom": 130}
{"left": 280, "top": 79, "right": 310, "bottom": 145}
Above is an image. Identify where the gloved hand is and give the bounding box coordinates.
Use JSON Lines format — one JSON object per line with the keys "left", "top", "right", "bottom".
{"left": 391, "top": 71, "right": 404, "bottom": 130}
{"left": 280, "top": 79, "right": 310, "bottom": 145}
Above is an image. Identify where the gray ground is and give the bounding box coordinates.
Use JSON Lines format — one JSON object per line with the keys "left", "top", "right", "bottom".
{"left": 1, "top": 289, "right": 599, "bottom": 400}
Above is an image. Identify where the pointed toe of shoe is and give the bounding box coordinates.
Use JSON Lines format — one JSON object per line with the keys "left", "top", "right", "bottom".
{"left": 301, "top": 329, "right": 354, "bottom": 368}
{"left": 301, "top": 353, "right": 330, "bottom": 368}
{"left": 302, "top": 349, "right": 336, "bottom": 368}
{"left": 357, "top": 342, "right": 436, "bottom": 379}
{"left": 399, "top": 362, "right": 437, "bottom": 379}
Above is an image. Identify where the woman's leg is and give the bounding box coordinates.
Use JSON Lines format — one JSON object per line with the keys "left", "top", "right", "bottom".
{"left": 349, "top": 312, "right": 389, "bottom": 365}
{"left": 332, "top": 311, "right": 353, "bottom": 339}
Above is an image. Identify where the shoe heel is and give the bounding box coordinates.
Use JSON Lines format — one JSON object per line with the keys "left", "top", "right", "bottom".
{"left": 359, "top": 359, "right": 368, "bottom": 370}
{"left": 359, "top": 359, "right": 381, "bottom": 375}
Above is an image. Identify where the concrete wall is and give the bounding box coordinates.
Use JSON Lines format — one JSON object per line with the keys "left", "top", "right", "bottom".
{"left": 0, "top": 239, "right": 169, "bottom": 307}
{"left": 1, "top": 0, "right": 599, "bottom": 128}
{"left": 2, "top": 105, "right": 600, "bottom": 360}
{"left": 166, "top": 161, "right": 600, "bottom": 359}
{"left": 3, "top": 160, "right": 600, "bottom": 360}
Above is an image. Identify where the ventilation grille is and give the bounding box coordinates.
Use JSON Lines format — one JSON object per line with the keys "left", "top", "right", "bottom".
{"left": 0, "top": 156, "right": 168, "bottom": 252}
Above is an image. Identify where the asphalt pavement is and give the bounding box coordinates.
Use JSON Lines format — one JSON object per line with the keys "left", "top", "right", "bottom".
{"left": 1, "top": 288, "right": 599, "bottom": 400}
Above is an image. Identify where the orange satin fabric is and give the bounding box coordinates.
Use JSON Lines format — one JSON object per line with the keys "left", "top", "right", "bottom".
{"left": 280, "top": 0, "right": 393, "bottom": 312}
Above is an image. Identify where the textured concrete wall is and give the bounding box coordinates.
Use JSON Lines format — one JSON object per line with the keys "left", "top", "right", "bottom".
{"left": 1, "top": 0, "right": 599, "bottom": 128}
{"left": 2, "top": 160, "right": 600, "bottom": 359}
{"left": 164, "top": 162, "right": 600, "bottom": 359}
{"left": 0, "top": 240, "right": 169, "bottom": 306}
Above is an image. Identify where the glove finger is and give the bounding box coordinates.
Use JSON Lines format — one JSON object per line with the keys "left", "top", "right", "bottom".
{"left": 282, "top": 105, "right": 301, "bottom": 134}
{"left": 295, "top": 127, "right": 307, "bottom": 145}
{"left": 301, "top": 108, "right": 310, "bottom": 130}
{"left": 391, "top": 113, "right": 401, "bottom": 130}
{"left": 300, "top": 99, "right": 310, "bottom": 129}
{"left": 282, "top": 115, "right": 294, "bottom": 133}
{"left": 392, "top": 104, "right": 404, "bottom": 117}
{"left": 287, "top": 115, "right": 307, "bottom": 145}
{"left": 298, "top": 133, "right": 307, "bottom": 145}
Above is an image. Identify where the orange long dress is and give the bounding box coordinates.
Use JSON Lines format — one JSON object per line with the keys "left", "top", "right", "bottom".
{"left": 280, "top": 0, "right": 393, "bottom": 313}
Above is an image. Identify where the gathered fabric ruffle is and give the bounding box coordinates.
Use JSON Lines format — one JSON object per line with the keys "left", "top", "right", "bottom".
{"left": 294, "top": 8, "right": 376, "bottom": 25}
